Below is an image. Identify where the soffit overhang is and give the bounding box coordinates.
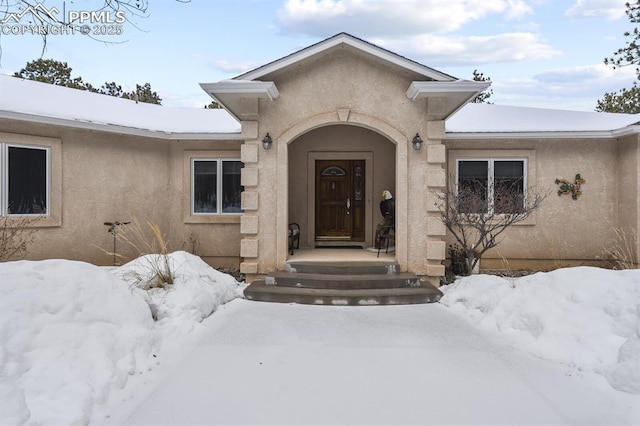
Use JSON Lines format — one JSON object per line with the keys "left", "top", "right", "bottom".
{"left": 406, "top": 81, "right": 491, "bottom": 120}
{"left": 199, "top": 81, "right": 280, "bottom": 121}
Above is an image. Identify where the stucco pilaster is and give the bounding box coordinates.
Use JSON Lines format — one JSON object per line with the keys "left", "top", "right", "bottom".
{"left": 241, "top": 238, "right": 259, "bottom": 258}
{"left": 241, "top": 191, "right": 259, "bottom": 211}
{"left": 241, "top": 215, "right": 259, "bottom": 234}
{"left": 241, "top": 167, "right": 259, "bottom": 187}
{"left": 427, "top": 217, "right": 446, "bottom": 236}
{"left": 241, "top": 121, "right": 258, "bottom": 139}
{"left": 423, "top": 119, "right": 447, "bottom": 282}
{"left": 240, "top": 262, "right": 258, "bottom": 274}
{"left": 241, "top": 143, "right": 259, "bottom": 164}
{"left": 427, "top": 241, "right": 446, "bottom": 260}
{"left": 427, "top": 120, "right": 445, "bottom": 141}
{"left": 427, "top": 144, "right": 446, "bottom": 164}
{"left": 426, "top": 168, "right": 446, "bottom": 187}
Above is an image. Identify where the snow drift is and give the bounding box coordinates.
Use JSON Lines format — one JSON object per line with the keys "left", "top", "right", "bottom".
{"left": 440, "top": 266, "right": 640, "bottom": 394}
{"left": 0, "top": 252, "right": 241, "bottom": 425}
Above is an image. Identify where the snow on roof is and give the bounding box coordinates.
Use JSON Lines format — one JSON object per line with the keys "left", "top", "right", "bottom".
{"left": 0, "top": 74, "right": 241, "bottom": 139}
{"left": 447, "top": 103, "right": 640, "bottom": 137}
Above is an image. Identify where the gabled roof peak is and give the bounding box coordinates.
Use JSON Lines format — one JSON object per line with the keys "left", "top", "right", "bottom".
{"left": 235, "top": 32, "right": 457, "bottom": 82}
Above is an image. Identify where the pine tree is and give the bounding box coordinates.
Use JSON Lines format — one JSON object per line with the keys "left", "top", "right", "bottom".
{"left": 13, "top": 59, "right": 162, "bottom": 105}
{"left": 598, "top": 1, "right": 640, "bottom": 112}
{"left": 471, "top": 69, "right": 493, "bottom": 104}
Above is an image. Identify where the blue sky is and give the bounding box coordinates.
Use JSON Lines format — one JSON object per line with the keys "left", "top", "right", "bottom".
{"left": 0, "top": 0, "right": 635, "bottom": 111}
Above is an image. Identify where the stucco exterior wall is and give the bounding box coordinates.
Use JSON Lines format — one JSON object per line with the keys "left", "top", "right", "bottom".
{"left": 445, "top": 137, "right": 629, "bottom": 269}
{"left": 0, "top": 118, "right": 242, "bottom": 267}
{"left": 616, "top": 134, "right": 640, "bottom": 266}
{"left": 238, "top": 47, "right": 447, "bottom": 279}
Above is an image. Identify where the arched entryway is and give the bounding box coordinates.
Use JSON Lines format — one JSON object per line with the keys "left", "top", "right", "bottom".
{"left": 287, "top": 124, "right": 396, "bottom": 250}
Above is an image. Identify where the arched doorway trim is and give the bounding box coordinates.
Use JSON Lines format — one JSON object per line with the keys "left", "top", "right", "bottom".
{"left": 274, "top": 111, "right": 409, "bottom": 270}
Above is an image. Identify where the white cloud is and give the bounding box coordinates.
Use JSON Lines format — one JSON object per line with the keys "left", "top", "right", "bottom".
{"left": 565, "top": 0, "right": 627, "bottom": 20}
{"left": 492, "top": 63, "right": 637, "bottom": 110}
{"left": 210, "top": 60, "right": 261, "bottom": 75}
{"left": 504, "top": 0, "right": 534, "bottom": 19}
{"left": 277, "top": 0, "right": 534, "bottom": 37}
{"left": 377, "top": 32, "right": 560, "bottom": 66}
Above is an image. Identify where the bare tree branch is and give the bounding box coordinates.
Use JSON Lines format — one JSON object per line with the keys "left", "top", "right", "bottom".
{"left": 435, "top": 177, "right": 548, "bottom": 275}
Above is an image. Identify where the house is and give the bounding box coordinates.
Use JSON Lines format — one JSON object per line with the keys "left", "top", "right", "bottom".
{"left": 1, "top": 33, "right": 639, "bottom": 287}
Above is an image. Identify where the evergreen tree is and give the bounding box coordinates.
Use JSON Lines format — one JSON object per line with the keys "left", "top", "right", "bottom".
{"left": 598, "top": 1, "right": 640, "bottom": 112}
{"left": 99, "top": 81, "right": 126, "bottom": 98}
{"left": 13, "top": 59, "right": 94, "bottom": 91}
{"left": 205, "top": 100, "right": 222, "bottom": 109}
{"left": 13, "top": 59, "right": 162, "bottom": 105}
{"left": 471, "top": 69, "right": 493, "bottom": 104}
{"left": 596, "top": 84, "right": 640, "bottom": 113}
{"left": 123, "top": 83, "right": 162, "bottom": 105}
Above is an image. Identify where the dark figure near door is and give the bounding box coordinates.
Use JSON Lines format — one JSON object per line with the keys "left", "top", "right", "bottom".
{"left": 375, "top": 190, "right": 395, "bottom": 249}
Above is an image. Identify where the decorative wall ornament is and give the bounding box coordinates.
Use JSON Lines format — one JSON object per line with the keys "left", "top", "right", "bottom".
{"left": 555, "top": 174, "right": 585, "bottom": 200}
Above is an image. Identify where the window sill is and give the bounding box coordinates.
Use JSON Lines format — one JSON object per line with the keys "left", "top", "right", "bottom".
{"left": 184, "top": 214, "right": 242, "bottom": 224}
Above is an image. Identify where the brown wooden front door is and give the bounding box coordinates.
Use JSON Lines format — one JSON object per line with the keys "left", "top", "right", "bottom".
{"left": 315, "top": 160, "right": 365, "bottom": 241}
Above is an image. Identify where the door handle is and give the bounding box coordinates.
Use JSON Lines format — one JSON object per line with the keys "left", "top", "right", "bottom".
{"left": 346, "top": 198, "right": 351, "bottom": 215}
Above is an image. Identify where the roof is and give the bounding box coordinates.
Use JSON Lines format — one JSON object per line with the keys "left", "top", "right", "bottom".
{"left": 202, "top": 33, "right": 486, "bottom": 121}
{"left": 234, "top": 32, "right": 457, "bottom": 82}
{"left": 0, "top": 74, "right": 241, "bottom": 140}
{"left": 446, "top": 103, "right": 640, "bottom": 139}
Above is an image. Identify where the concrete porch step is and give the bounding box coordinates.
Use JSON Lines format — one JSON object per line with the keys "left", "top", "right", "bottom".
{"left": 285, "top": 261, "right": 400, "bottom": 275}
{"left": 266, "top": 271, "right": 420, "bottom": 289}
{"left": 243, "top": 280, "right": 443, "bottom": 306}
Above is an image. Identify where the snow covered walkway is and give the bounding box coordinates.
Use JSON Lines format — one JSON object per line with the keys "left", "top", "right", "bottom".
{"left": 104, "top": 300, "right": 638, "bottom": 425}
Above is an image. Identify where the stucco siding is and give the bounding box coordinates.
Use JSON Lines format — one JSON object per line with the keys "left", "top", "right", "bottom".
{"left": 616, "top": 135, "right": 640, "bottom": 266}
{"left": 445, "top": 137, "right": 622, "bottom": 269}
{"left": 0, "top": 118, "right": 242, "bottom": 267}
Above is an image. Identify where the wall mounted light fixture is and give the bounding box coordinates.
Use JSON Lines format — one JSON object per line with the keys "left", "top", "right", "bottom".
{"left": 262, "top": 133, "right": 273, "bottom": 150}
{"left": 412, "top": 133, "right": 423, "bottom": 150}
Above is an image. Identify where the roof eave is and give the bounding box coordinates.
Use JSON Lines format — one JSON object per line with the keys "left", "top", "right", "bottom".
{"left": 444, "top": 129, "right": 639, "bottom": 140}
{"left": 0, "top": 110, "right": 242, "bottom": 140}
{"left": 199, "top": 81, "right": 280, "bottom": 100}
{"left": 236, "top": 33, "right": 457, "bottom": 82}
{"left": 406, "top": 81, "right": 491, "bottom": 101}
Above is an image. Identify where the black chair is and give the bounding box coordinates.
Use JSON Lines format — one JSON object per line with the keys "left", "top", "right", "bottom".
{"left": 288, "top": 223, "right": 300, "bottom": 255}
{"left": 377, "top": 225, "right": 394, "bottom": 257}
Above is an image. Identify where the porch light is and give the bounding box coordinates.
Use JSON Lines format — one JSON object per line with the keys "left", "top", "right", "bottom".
{"left": 412, "top": 133, "right": 423, "bottom": 150}
{"left": 262, "top": 133, "right": 273, "bottom": 150}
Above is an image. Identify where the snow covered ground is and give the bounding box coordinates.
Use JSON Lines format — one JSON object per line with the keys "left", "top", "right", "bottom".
{"left": 0, "top": 252, "right": 242, "bottom": 425}
{"left": 0, "top": 253, "right": 638, "bottom": 425}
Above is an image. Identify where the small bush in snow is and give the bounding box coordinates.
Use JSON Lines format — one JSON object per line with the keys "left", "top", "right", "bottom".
{"left": 104, "top": 218, "right": 174, "bottom": 289}
{"left": 0, "top": 216, "right": 39, "bottom": 262}
{"left": 603, "top": 228, "right": 637, "bottom": 270}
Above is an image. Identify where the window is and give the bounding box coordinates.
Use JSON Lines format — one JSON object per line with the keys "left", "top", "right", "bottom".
{"left": 192, "top": 159, "right": 243, "bottom": 215}
{"left": 1, "top": 143, "right": 50, "bottom": 216}
{"left": 457, "top": 159, "right": 525, "bottom": 214}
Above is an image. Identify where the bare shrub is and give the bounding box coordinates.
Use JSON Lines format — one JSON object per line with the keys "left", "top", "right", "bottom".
{"left": 0, "top": 216, "right": 39, "bottom": 262}
{"left": 435, "top": 177, "right": 547, "bottom": 276}
{"left": 603, "top": 228, "right": 637, "bottom": 270}
{"left": 104, "top": 218, "right": 174, "bottom": 289}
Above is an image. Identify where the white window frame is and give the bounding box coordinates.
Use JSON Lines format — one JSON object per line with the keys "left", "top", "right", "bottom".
{"left": 456, "top": 157, "right": 528, "bottom": 215}
{"left": 190, "top": 158, "right": 243, "bottom": 216}
{"left": 0, "top": 142, "right": 51, "bottom": 217}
